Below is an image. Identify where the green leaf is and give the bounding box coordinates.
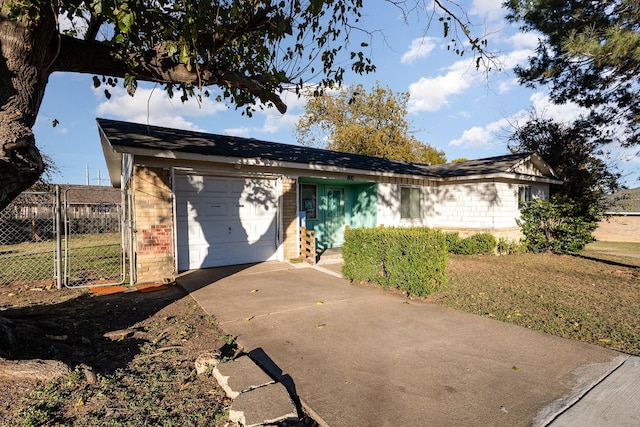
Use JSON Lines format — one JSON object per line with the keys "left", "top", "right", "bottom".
{"left": 93, "top": 0, "right": 103, "bottom": 15}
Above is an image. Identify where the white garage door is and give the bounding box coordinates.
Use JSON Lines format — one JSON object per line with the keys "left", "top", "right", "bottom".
{"left": 175, "top": 174, "right": 279, "bottom": 270}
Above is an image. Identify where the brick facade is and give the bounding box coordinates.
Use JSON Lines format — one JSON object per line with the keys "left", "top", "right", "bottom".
{"left": 132, "top": 166, "right": 175, "bottom": 283}
{"left": 281, "top": 177, "right": 299, "bottom": 260}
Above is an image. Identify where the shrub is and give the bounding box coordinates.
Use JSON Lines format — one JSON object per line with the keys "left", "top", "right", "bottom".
{"left": 497, "top": 238, "right": 526, "bottom": 255}
{"left": 517, "top": 195, "right": 600, "bottom": 254}
{"left": 444, "top": 232, "right": 462, "bottom": 253}
{"left": 342, "top": 227, "right": 447, "bottom": 297}
{"left": 446, "top": 232, "right": 497, "bottom": 255}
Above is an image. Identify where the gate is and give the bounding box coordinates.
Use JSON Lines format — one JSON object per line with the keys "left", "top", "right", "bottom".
{"left": 62, "top": 187, "right": 126, "bottom": 287}
{"left": 0, "top": 186, "right": 127, "bottom": 288}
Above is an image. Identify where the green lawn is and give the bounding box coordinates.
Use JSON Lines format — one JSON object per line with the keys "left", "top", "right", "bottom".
{"left": 0, "top": 233, "right": 122, "bottom": 284}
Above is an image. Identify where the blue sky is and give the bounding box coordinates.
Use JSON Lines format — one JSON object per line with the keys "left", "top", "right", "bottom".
{"left": 33, "top": 0, "right": 640, "bottom": 187}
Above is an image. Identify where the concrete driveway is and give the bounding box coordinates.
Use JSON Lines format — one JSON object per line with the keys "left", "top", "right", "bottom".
{"left": 179, "top": 261, "right": 633, "bottom": 426}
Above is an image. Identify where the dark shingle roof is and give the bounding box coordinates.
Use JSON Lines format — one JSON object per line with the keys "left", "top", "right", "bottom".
{"left": 426, "top": 153, "right": 537, "bottom": 177}
{"left": 98, "top": 118, "right": 441, "bottom": 178}
{"left": 97, "top": 118, "right": 555, "bottom": 180}
{"left": 607, "top": 188, "right": 640, "bottom": 212}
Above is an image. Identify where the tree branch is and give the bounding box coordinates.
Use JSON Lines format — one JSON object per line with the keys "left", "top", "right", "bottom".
{"left": 51, "top": 35, "right": 287, "bottom": 113}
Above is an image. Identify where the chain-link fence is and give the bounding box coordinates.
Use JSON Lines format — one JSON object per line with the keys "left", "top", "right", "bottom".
{"left": 0, "top": 186, "right": 126, "bottom": 288}
{"left": 63, "top": 187, "right": 124, "bottom": 287}
{"left": 0, "top": 191, "right": 58, "bottom": 286}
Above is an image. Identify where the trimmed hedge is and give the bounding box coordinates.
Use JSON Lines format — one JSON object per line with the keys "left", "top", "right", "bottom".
{"left": 341, "top": 227, "right": 448, "bottom": 297}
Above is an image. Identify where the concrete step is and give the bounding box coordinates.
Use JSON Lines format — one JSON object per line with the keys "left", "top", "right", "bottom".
{"left": 213, "top": 355, "right": 299, "bottom": 426}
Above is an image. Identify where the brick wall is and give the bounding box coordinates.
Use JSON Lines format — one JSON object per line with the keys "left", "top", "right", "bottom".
{"left": 133, "top": 166, "right": 175, "bottom": 283}
{"left": 594, "top": 215, "right": 640, "bottom": 242}
{"left": 281, "top": 177, "right": 299, "bottom": 260}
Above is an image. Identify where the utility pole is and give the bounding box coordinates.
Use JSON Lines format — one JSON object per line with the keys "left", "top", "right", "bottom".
{"left": 93, "top": 170, "right": 110, "bottom": 186}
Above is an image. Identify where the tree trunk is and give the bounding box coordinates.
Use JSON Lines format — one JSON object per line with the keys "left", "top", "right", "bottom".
{"left": 0, "top": 3, "right": 58, "bottom": 211}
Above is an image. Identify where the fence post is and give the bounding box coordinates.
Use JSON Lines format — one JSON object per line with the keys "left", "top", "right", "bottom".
{"left": 55, "top": 185, "right": 63, "bottom": 289}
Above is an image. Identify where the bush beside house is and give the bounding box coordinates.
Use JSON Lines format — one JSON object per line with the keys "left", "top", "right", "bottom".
{"left": 342, "top": 227, "right": 448, "bottom": 297}
{"left": 517, "top": 196, "right": 599, "bottom": 254}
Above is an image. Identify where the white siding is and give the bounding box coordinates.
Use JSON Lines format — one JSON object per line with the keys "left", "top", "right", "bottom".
{"left": 430, "top": 181, "right": 549, "bottom": 229}
{"left": 375, "top": 179, "right": 550, "bottom": 231}
{"left": 376, "top": 179, "right": 437, "bottom": 227}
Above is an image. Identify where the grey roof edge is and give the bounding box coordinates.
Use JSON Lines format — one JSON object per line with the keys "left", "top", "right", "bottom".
{"left": 96, "top": 118, "right": 560, "bottom": 185}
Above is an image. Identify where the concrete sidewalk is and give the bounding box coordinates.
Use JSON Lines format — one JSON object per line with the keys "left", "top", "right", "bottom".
{"left": 179, "top": 262, "right": 639, "bottom": 426}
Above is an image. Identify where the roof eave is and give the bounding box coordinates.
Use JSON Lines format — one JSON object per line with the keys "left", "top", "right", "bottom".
{"left": 99, "top": 125, "right": 123, "bottom": 188}
{"left": 442, "top": 172, "right": 563, "bottom": 185}
{"left": 508, "top": 152, "right": 559, "bottom": 179}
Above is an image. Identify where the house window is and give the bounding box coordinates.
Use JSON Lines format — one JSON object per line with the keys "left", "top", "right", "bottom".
{"left": 518, "top": 186, "right": 532, "bottom": 208}
{"left": 401, "top": 187, "right": 421, "bottom": 219}
{"left": 300, "top": 184, "right": 317, "bottom": 220}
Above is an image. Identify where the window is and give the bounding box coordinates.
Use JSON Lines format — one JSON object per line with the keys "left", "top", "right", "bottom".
{"left": 401, "top": 187, "right": 421, "bottom": 219}
{"left": 300, "top": 184, "right": 317, "bottom": 220}
{"left": 518, "top": 186, "right": 532, "bottom": 208}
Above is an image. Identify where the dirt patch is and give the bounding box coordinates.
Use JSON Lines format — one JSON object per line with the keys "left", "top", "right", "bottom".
{"left": 0, "top": 281, "right": 233, "bottom": 424}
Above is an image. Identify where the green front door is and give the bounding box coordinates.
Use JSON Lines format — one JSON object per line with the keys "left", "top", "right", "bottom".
{"left": 326, "top": 188, "right": 345, "bottom": 246}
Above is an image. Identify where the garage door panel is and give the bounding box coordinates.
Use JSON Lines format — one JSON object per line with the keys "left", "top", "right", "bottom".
{"left": 176, "top": 175, "right": 278, "bottom": 270}
{"left": 204, "top": 201, "right": 230, "bottom": 217}
{"left": 204, "top": 177, "right": 229, "bottom": 193}
{"left": 175, "top": 175, "right": 204, "bottom": 193}
{"left": 200, "top": 221, "right": 249, "bottom": 244}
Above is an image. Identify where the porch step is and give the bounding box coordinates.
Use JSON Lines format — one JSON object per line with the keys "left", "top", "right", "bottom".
{"left": 317, "top": 247, "right": 342, "bottom": 264}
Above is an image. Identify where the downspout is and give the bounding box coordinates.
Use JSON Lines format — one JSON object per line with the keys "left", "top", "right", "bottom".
{"left": 55, "top": 185, "right": 62, "bottom": 289}
{"left": 127, "top": 188, "right": 136, "bottom": 285}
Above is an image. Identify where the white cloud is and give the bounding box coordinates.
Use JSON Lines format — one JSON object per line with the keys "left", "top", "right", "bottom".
{"left": 529, "top": 92, "right": 588, "bottom": 123}
{"left": 507, "top": 31, "right": 540, "bottom": 50}
{"left": 408, "top": 58, "right": 479, "bottom": 112}
{"left": 407, "top": 44, "right": 535, "bottom": 113}
{"left": 223, "top": 127, "right": 251, "bottom": 138}
{"left": 448, "top": 92, "right": 590, "bottom": 149}
{"left": 401, "top": 37, "right": 437, "bottom": 64}
{"left": 223, "top": 89, "right": 308, "bottom": 138}
{"left": 471, "top": 0, "right": 507, "bottom": 22}
{"left": 95, "top": 85, "right": 227, "bottom": 130}
{"left": 449, "top": 110, "right": 528, "bottom": 148}
{"left": 58, "top": 12, "right": 88, "bottom": 35}
{"left": 497, "top": 78, "right": 518, "bottom": 94}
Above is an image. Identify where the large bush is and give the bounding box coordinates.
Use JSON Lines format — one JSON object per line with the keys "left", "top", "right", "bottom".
{"left": 517, "top": 196, "right": 600, "bottom": 254}
{"left": 342, "top": 227, "right": 447, "bottom": 297}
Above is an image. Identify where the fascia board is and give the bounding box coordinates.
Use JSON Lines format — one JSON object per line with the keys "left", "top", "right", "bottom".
{"left": 441, "top": 172, "right": 563, "bottom": 185}
{"left": 99, "top": 127, "right": 123, "bottom": 188}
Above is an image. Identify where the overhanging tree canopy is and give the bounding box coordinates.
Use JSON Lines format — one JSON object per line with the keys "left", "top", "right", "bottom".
{"left": 505, "top": 0, "right": 640, "bottom": 147}
{"left": 507, "top": 113, "right": 622, "bottom": 213}
{"left": 0, "top": 0, "right": 488, "bottom": 211}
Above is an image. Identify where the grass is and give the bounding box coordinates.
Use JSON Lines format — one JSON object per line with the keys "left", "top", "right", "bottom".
{"left": 580, "top": 241, "right": 640, "bottom": 268}
{"left": 428, "top": 250, "right": 640, "bottom": 356}
{"left": 585, "top": 241, "right": 640, "bottom": 253}
{"left": 0, "top": 233, "right": 123, "bottom": 284}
